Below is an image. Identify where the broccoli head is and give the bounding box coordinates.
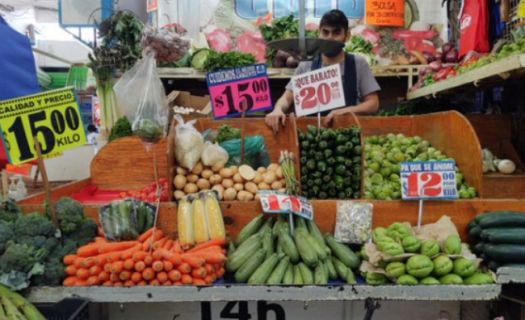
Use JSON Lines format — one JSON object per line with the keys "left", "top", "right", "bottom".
{"left": 56, "top": 197, "right": 85, "bottom": 234}
{"left": 32, "top": 258, "right": 66, "bottom": 286}
{"left": 0, "top": 200, "right": 21, "bottom": 223}
{"left": 13, "top": 212, "right": 57, "bottom": 238}
{"left": 0, "top": 241, "right": 46, "bottom": 274}
{"left": 17, "top": 236, "right": 59, "bottom": 258}
{"left": 63, "top": 218, "right": 98, "bottom": 247}
{"left": 0, "top": 220, "right": 14, "bottom": 254}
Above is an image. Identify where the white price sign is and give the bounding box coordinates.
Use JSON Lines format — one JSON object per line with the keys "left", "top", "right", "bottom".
{"left": 258, "top": 190, "right": 313, "bottom": 220}
{"left": 291, "top": 64, "right": 346, "bottom": 117}
{"left": 400, "top": 161, "right": 459, "bottom": 200}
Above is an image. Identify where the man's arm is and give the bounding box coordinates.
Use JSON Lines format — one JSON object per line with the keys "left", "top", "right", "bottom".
{"left": 322, "top": 92, "right": 379, "bottom": 126}
{"left": 265, "top": 90, "right": 294, "bottom": 133}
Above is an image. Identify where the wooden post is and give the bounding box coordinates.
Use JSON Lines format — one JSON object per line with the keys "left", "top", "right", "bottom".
{"left": 1, "top": 170, "right": 8, "bottom": 200}
{"left": 240, "top": 101, "right": 248, "bottom": 165}
{"left": 34, "top": 137, "right": 58, "bottom": 226}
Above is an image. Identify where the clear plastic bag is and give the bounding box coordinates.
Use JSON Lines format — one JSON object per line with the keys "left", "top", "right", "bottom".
{"left": 114, "top": 50, "right": 168, "bottom": 143}
{"left": 174, "top": 114, "right": 204, "bottom": 170}
{"left": 201, "top": 141, "right": 229, "bottom": 166}
{"left": 334, "top": 201, "right": 373, "bottom": 244}
{"left": 220, "top": 135, "right": 270, "bottom": 168}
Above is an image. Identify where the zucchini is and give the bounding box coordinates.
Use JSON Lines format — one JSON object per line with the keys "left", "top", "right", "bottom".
{"left": 346, "top": 268, "right": 357, "bottom": 284}
{"left": 325, "top": 234, "right": 360, "bottom": 269}
{"left": 307, "top": 219, "right": 324, "bottom": 243}
{"left": 258, "top": 218, "right": 273, "bottom": 236}
{"left": 305, "top": 231, "right": 328, "bottom": 260}
{"left": 293, "top": 265, "right": 303, "bottom": 285}
{"left": 234, "top": 249, "right": 266, "bottom": 283}
{"left": 294, "top": 228, "right": 319, "bottom": 267}
{"left": 228, "top": 242, "right": 236, "bottom": 256}
{"left": 487, "top": 260, "right": 501, "bottom": 271}
{"left": 236, "top": 214, "right": 265, "bottom": 246}
{"left": 227, "top": 233, "right": 262, "bottom": 272}
{"left": 332, "top": 257, "right": 350, "bottom": 280}
{"left": 263, "top": 227, "right": 274, "bottom": 259}
{"left": 473, "top": 242, "right": 486, "bottom": 254}
{"left": 296, "top": 217, "right": 308, "bottom": 230}
{"left": 484, "top": 244, "right": 525, "bottom": 263}
{"left": 272, "top": 217, "right": 284, "bottom": 240}
{"left": 476, "top": 212, "right": 525, "bottom": 229}
{"left": 324, "top": 258, "right": 338, "bottom": 280}
{"left": 283, "top": 264, "right": 294, "bottom": 284}
{"left": 267, "top": 256, "right": 290, "bottom": 285}
{"left": 314, "top": 263, "right": 328, "bottom": 285}
{"left": 467, "top": 220, "right": 478, "bottom": 230}
{"left": 279, "top": 229, "right": 300, "bottom": 263}
{"left": 248, "top": 253, "right": 282, "bottom": 285}
{"left": 298, "top": 263, "right": 314, "bottom": 284}
{"left": 469, "top": 226, "right": 482, "bottom": 239}
{"left": 481, "top": 228, "right": 525, "bottom": 244}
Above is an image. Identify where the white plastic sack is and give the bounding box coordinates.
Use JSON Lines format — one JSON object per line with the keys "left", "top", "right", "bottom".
{"left": 201, "top": 141, "right": 229, "bottom": 166}
{"left": 174, "top": 115, "right": 204, "bottom": 170}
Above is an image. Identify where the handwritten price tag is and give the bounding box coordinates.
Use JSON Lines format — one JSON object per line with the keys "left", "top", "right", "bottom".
{"left": 291, "top": 64, "right": 346, "bottom": 117}
{"left": 207, "top": 64, "right": 272, "bottom": 119}
{"left": 0, "top": 87, "right": 86, "bottom": 165}
{"left": 258, "top": 190, "right": 313, "bottom": 220}
{"left": 366, "top": 0, "right": 405, "bottom": 27}
{"left": 400, "top": 161, "right": 458, "bottom": 200}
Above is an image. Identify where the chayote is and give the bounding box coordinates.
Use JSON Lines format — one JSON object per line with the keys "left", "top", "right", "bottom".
{"left": 360, "top": 245, "right": 369, "bottom": 261}
{"left": 420, "top": 240, "right": 440, "bottom": 257}
{"left": 378, "top": 241, "right": 405, "bottom": 256}
{"left": 453, "top": 258, "right": 477, "bottom": 278}
{"left": 444, "top": 235, "right": 462, "bottom": 255}
{"left": 439, "top": 274, "right": 463, "bottom": 285}
{"left": 464, "top": 273, "right": 494, "bottom": 285}
{"left": 433, "top": 255, "right": 454, "bottom": 277}
{"left": 385, "top": 261, "right": 406, "bottom": 278}
{"left": 372, "top": 227, "right": 389, "bottom": 243}
{"left": 386, "top": 222, "right": 412, "bottom": 242}
{"left": 397, "top": 274, "right": 418, "bottom": 285}
{"left": 366, "top": 272, "right": 387, "bottom": 285}
{"left": 406, "top": 255, "right": 434, "bottom": 278}
{"left": 402, "top": 236, "right": 422, "bottom": 253}
{"left": 420, "top": 276, "right": 440, "bottom": 285}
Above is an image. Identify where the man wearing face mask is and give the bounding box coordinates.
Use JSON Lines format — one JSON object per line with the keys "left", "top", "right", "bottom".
{"left": 265, "top": 9, "right": 380, "bottom": 133}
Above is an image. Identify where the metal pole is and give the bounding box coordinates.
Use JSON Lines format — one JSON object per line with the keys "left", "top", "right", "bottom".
{"left": 298, "top": 0, "right": 306, "bottom": 58}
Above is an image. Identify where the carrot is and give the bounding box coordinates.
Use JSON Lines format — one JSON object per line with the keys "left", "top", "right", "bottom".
{"left": 138, "top": 228, "right": 155, "bottom": 242}
{"left": 134, "top": 261, "right": 146, "bottom": 272}
{"left": 163, "top": 261, "right": 174, "bottom": 272}
{"left": 204, "top": 275, "right": 214, "bottom": 284}
{"left": 174, "top": 281, "right": 183, "bottom": 285}
{"left": 192, "top": 252, "right": 226, "bottom": 264}
{"left": 137, "top": 280, "right": 147, "bottom": 286}
{"left": 124, "top": 280, "right": 135, "bottom": 287}
{"left": 123, "top": 259, "right": 135, "bottom": 270}
{"left": 104, "top": 264, "right": 112, "bottom": 273}
{"left": 144, "top": 254, "right": 153, "bottom": 266}
{"left": 181, "top": 274, "right": 193, "bottom": 285}
{"left": 63, "top": 276, "right": 77, "bottom": 286}
{"left": 204, "top": 264, "right": 214, "bottom": 275}
{"left": 76, "top": 268, "right": 90, "bottom": 280}
{"left": 98, "top": 271, "right": 109, "bottom": 282}
{"left": 73, "top": 279, "right": 88, "bottom": 286}
{"left": 152, "top": 249, "right": 164, "bottom": 261}
{"left": 180, "top": 254, "right": 205, "bottom": 268}
{"left": 152, "top": 261, "right": 164, "bottom": 272}
{"left": 113, "top": 281, "right": 124, "bottom": 287}
{"left": 163, "top": 239, "right": 174, "bottom": 250}
{"left": 172, "top": 241, "right": 183, "bottom": 253}
{"left": 63, "top": 254, "right": 77, "bottom": 265}
{"left": 161, "top": 250, "right": 182, "bottom": 266}
{"left": 192, "top": 267, "right": 207, "bottom": 279}
{"left": 131, "top": 272, "right": 142, "bottom": 283}
{"left": 89, "top": 265, "right": 102, "bottom": 275}
{"left": 121, "top": 244, "right": 142, "bottom": 260}
{"left": 105, "top": 251, "right": 123, "bottom": 264}
{"left": 142, "top": 268, "right": 155, "bottom": 281}
{"left": 77, "top": 243, "right": 100, "bottom": 257}
{"left": 216, "top": 267, "right": 225, "bottom": 278}
{"left": 110, "top": 261, "right": 124, "bottom": 274}
{"left": 168, "top": 270, "right": 181, "bottom": 282}
{"left": 157, "top": 271, "right": 168, "bottom": 283}
{"left": 103, "top": 280, "right": 113, "bottom": 287}
{"left": 153, "top": 238, "right": 168, "bottom": 250}
{"left": 142, "top": 231, "right": 164, "bottom": 250}
{"left": 93, "top": 253, "right": 112, "bottom": 266}
{"left": 132, "top": 251, "right": 148, "bottom": 262}
{"left": 73, "top": 257, "right": 84, "bottom": 268}
{"left": 177, "top": 262, "right": 191, "bottom": 274}
{"left": 119, "top": 270, "right": 131, "bottom": 281}
{"left": 95, "top": 237, "right": 107, "bottom": 243}
{"left": 193, "top": 278, "right": 206, "bottom": 286}
{"left": 99, "top": 241, "right": 138, "bottom": 254}
{"left": 187, "top": 239, "right": 226, "bottom": 253}
{"left": 150, "top": 279, "right": 160, "bottom": 286}
{"left": 162, "top": 280, "right": 173, "bottom": 286}
{"left": 65, "top": 265, "right": 77, "bottom": 276}
{"left": 110, "top": 273, "right": 119, "bottom": 282}
{"left": 87, "top": 275, "right": 100, "bottom": 286}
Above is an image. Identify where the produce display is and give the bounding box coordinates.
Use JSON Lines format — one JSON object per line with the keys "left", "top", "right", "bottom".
{"left": 344, "top": 35, "right": 375, "bottom": 66}
{"left": 191, "top": 49, "right": 257, "bottom": 72}
{"left": 469, "top": 211, "right": 525, "bottom": 270}
{"left": 361, "top": 221, "right": 494, "bottom": 285}
{"left": 298, "top": 125, "right": 362, "bottom": 199}
{"left": 62, "top": 229, "right": 225, "bottom": 287}
{"left": 0, "top": 285, "right": 46, "bottom": 320}
{"left": 227, "top": 215, "right": 360, "bottom": 285}
{"left": 363, "top": 133, "right": 477, "bottom": 199}
{"left": 100, "top": 199, "right": 157, "bottom": 241}
{"left": 482, "top": 148, "right": 517, "bottom": 174}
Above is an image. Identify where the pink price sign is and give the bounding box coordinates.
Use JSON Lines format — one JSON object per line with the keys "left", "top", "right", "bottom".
{"left": 206, "top": 64, "right": 272, "bottom": 119}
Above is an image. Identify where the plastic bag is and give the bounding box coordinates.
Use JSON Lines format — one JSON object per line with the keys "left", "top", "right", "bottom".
{"left": 142, "top": 26, "right": 190, "bottom": 63}
{"left": 175, "top": 114, "right": 204, "bottom": 170}
{"left": 220, "top": 135, "right": 270, "bottom": 168}
{"left": 334, "top": 201, "right": 373, "bottom": 244}
{"left": 114, "top": 50, "right": 168, "bottom": 143}
{"left": 99, "top": 199, "right": 156, "bottom": 241}
{"left": 201, "top": 141, "right": 229, "bottom": 166}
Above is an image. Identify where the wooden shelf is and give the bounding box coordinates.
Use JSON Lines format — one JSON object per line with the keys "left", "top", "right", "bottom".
{"left": 407, "top": 54, "right": 525, "bottom": 100}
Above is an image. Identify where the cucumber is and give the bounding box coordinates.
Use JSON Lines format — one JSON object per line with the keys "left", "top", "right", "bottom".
{"left": 294, "top": 228, "right": 319, "bottom": 267}
{"left": 484, "top": 244, "right": 525, "bottom": 263}
{"left": 227, "top": 233, "right": 262, "bottom": 272}
{"left": 473, "top": 242, "right": 486, "bottom": 254}
{"left": 481, "top": 228, "right": 525, "bottom": 244}
{"left": 476, "top": 212, "right": 525, "bottom": 229}
{"left": 283, "top": 264, "right": 294, "bottom": 284}
{"left": 248, "top": 253, "right": 282, "bottom": 285}
{"left": 332, "top": 257, "right": 350, "bottom": 280}
{"left": 298, "top": 263, "right": 314, "bottom": 284}
{"left": 314, "top": 263, "right": 328, "bottom": 285}
{"left": 279, "top": 229, "right": 300, "bottom": 263}
{"left": 469, "top": 226, "right": 482, "bottom": 239}
{"left": 236, "top": 214, "right": 265, "bottom": 246}
{"left": 325, "top": 234, "right": 360, "bottom": 269}
{"left": 293, "top": 265, "right": 303, "bottom": 285}
{"left": 234, "top": 249, "right": 266, "bottom": 283}
{"left": 324, "top": 258, "right": 338, "bottom": 280}
{"left": 267, "top": 256, "right": 290, "bottom": 285}
{"left": 135, "top": 201, "right": 147, "bottom": 233}
{"left": 467, "top": 220, "right": 478, "bottom": 230}
{"left": 263, "top": 227, "right": 274, "bottom": 259}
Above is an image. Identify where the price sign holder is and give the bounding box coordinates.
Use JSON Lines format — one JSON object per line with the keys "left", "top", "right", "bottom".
{"left": 258, "top": 190, "right": 313, "bottom": 235}
{"left": 400, "top": 160, "right": 459, "bottom": 228}
{"left": 34, "top": 136, "right": 58, "bottom": 226}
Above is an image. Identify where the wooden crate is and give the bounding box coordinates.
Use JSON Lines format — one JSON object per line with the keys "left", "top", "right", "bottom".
{"left": 466, "top": 114, "right": 525, "bottom": 198}
{"left": 359, "top": 111, "right": 484, "bottom": 196}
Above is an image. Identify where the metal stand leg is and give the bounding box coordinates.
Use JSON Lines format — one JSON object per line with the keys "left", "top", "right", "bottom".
{"left": 363, "top": 298, "right": 381, "bottom": 320}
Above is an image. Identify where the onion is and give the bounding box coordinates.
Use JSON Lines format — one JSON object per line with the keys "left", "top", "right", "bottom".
{"left": 444, "top": 49, "right": 458, "bottom": 63}
{"left": 442, "top": 43, "right": 454, "bottom": 55}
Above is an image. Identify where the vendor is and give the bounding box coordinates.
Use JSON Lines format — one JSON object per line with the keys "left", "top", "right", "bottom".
{"left": 265, "top": 9, "right": 380, "bottom": 132}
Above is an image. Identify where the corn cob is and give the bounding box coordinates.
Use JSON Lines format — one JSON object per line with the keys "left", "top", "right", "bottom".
{"left": 204, "top": 191, "right": 226, "bottom": 241}
{"left": 177, "top": 197, "right": 194, "bottom": 247}
{"left": 193, "top": 195, "right": 210, "bottom": 243}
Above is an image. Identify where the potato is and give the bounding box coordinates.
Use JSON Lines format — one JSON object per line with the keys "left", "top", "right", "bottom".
{"left": 258, "top": 182, "right": 270, "bottom": 190}
{"left": 237, "top": 190, "right": 254, "bottom": 201}
{"left": 211, "top": 185, "right": 224, "bottom": 200}
{"left": 201, "top": 169, "right": 213, "bottom": 179}
{"left": 187, "top": 174, "right": 199, "bottom": 183}
{"left": 239, "top": 165, "right": 255, "bottom": 181}
{"left": 191, "top": 162, "right": 204, "bottom": 175}
{"left": 233, "top": 173, "right": 243, "bottom": 183}
{"left": 196, "top": 178, "right": 211, "bottom": 190}
{"left": 223, "top": 187, "right": 237, "bottom": 201}
{"left": 267, "top": 163, "right": 279, "bottom": 172}
{"left": 176, "top": 167, "right": 187, "bottom": 175}
{"left": 222, "top": 179, "right": 234, "bottom": 188}
{"left": 257, "top": 167, "right": 266, "bottom": 174}
{"left": 209, "top": 174, "right": 222, "bottom": 185}
{"left": 275, "top": 167, "right": 284, "bottom": 179}
{"left": 230, "top": 166, "right": 238, "bottom": 175}
{"left": 173, "top": 190, "right": 185, "bottom": 200}
{"left": 245, "top": 182, "right": 258, "bottom": 194}
{"left": 219, "top": 168, "right": 234, "bottom": 178}
{"left": 271, "top": 181, "right": 283, "bottom": 190}
{"left": 278, "top": 188, "right": 286, "bottom": 193}
{"left": 173, "top": 175, "right": 187, "bottom": 190}
{"left": 212, "top": 162, "right": 225, "bottom": 173}
{"left": 233, "top": 183, "right": 244, "bottom": 192}
{"left": 184, "top": 183, "right": 198, "bottom": 194}
{"left": 254, "top": 193, "right": 261, "bottom": 201}
{"left": 263, "top": 171, "right": 277, "bottom": 184}
{"left": 253, "top": 172, "right": 263, "bottom": 184}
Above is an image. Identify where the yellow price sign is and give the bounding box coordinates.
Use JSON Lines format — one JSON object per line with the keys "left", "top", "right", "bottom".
{"left": 0, "top": 87, "right": 87, "bottom": 165}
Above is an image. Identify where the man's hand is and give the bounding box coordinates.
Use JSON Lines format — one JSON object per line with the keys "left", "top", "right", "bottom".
{"left": 265, "top": 109, "right": 286, "bottom": 133}
{"left": 322, "top": 109, "right": 341, "bottom": 127}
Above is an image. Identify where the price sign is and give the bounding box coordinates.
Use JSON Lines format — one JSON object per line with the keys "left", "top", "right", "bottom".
{"left": 400, "top": 161, "right": 458, "bottom": 200}
{"left": 207, "top": 64, "right": 272, "bottom": 119}
{"left": 0, "top": 87, "right": 87, "bottom": 165}
{"left": 366, "top": 0, "right": 405, "bottom": 27}
{"left": 258, "top": 190, "right": 313, "bottom": 220}
{"left": 291, "top": 64, "right": 346, "bottom": 117}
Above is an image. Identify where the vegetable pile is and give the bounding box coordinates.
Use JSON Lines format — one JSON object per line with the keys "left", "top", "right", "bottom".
{"left": 191, "top": 49, "right": 257, "bottom": 72}
{"left": 482, "top": 148, "right": 517, "bottom": 174}
{"left": 100, "top": 199, "right": 157, "bottom": 241}
{"left": 344, "top": 36, "right": 375, "bottom": 65}
{"left": 142, "top": 27, "right": 190, "bottom": 63}
{"left": 364, "top": 134, "right": 477, "bottom": 199}
{"left": 298, "top": 125, "right": 362, "bottom": 199}
{"left": 227, "top": 215, "right": 360, "bottom": 285}
{"left": 109, "top": 116, "right": 133, "bottom": 142}
{"left": 120, "top": 178, "right": 169, "bottom": 202}
{"left": 0, "top": 285, "right": 46, "bottom": 320}
{"left": 361, "top": 222, "right": 494, "bottom": 285}
{"left": 469, "top": 211, "right": 525, "bottom": 270}
{"left": 63, "top": 229, "right": 226, "bottom": 287}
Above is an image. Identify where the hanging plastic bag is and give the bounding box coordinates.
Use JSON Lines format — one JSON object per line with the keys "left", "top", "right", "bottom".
{"left": 114, "top": 50, "right": 168, "bottom": 143}
{"left": 174, "top": 114, "right": 204, "bottom": 170}
{"left": 334, "top": 201, "right": 373, "bottom": 244}
{"left": 201, "top": 141, "right": 229, "bottom": 166}
{"left": 220, "top": 135, "right": 270, "bottom": 168}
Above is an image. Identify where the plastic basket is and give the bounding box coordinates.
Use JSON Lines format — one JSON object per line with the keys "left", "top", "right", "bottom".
{"left": 36, "top": 298, "right": 89, "bottom": 320}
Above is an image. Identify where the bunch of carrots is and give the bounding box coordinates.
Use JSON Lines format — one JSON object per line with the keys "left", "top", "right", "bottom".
{"left": 62, "top": 228, "right": 226, "bottom": 287}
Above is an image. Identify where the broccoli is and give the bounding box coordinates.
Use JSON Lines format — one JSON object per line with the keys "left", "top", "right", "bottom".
{"left": 0, "top": 200, "right": 21, "bottom": 223}
{"left": 13, "top": 213, "right": 57, "bottom": 238}
{"left": 32, "top": 258, "right": 66, "bottom": 286}
{"left": 56, "top": 197, "right": 85, "bottom": 234}
{"left": 0, "top": 221, "right": 14, "bottom": 254}
{"left": 109, "top": 116, "right": 132, "bottom": 142}
{"left": 63, "top": 219, "right": 98, "bottom": 247}
{"left": 17, "top": 236, "right": 59, "bottom": 258}
{"left": 0, "top": 241, "right": 46, "bottom": 274}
